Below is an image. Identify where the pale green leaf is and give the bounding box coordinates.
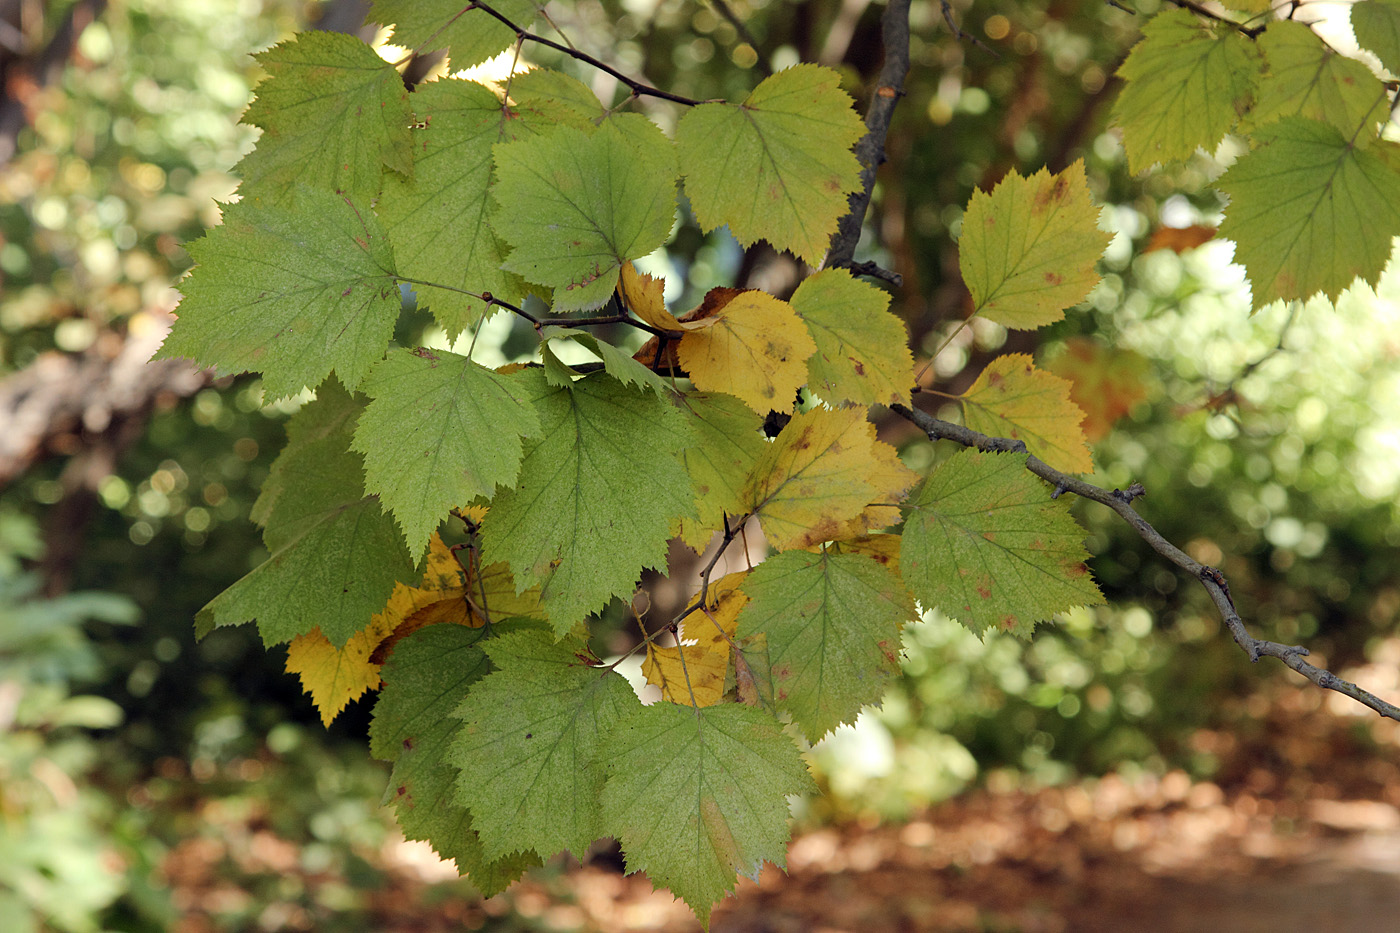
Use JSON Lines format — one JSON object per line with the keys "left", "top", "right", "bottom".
{"left": 450, "top": 629, "right": 639, "bottom": 858}
{"left": 958, "top": 162, "right": 1110, "bottom": 330}
{"left": 369, "top": 0, "right": 541, "bottom": 70}
{"left": 1216, "top": 118, "right": 1400, "bottom": 305}
{"left": 789, "top": 268, "right": 913, "bottom": 406}
{"left": 1353, "top": 0, "right": 1400, "bottom": 75}
{"left": 600, "top": 703, "right": 814, "bottom": 926}
{"left": 371, "top": 625, "right": 541, "bottom": 893}
{"left": 160, "top": 187, "right": 399, "bottom": 400}
{"left": 354, "top": 348, "right": 542, "bottom": 558}
{"left": 540, "top": 327, "right": 673, "bottom": 396}
{"left": 739, "top": 549, "right": 913, "bottom": 741}
{"left": 379, "top": 78, "right": 524, "bottom": 335}
{"left": 236, "top": 31, "right": 413, "bottom": 204}
{"left": 480, "top": 372, "right": 696, "bottom": 632}
{"left": 900, "top": 449, "right": 1103, "bottom": 638}
{"left": 1111, "top": 8, "right": 1262, "bottom": 173}
{"left": 1248, "top": 22, "right": 1389, "bottom": 134}
{"left": 676, "top": 64, "right": 865, "bottom": 265}
{"left": 492, "top": 115, "right": 677, "bottom": 311}
{"left": 509, "top": 68, "right": 606, "bottom": 128}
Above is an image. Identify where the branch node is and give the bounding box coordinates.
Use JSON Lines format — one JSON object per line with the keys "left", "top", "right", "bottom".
{"left": 1112, "top": 483, "right": 1147, "bottom": 503}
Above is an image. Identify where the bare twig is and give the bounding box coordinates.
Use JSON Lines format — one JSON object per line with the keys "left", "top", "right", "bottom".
{"left": 891, "top": 402, "right": 1400, "bottom": 723}
{"left": 825, "top": 0, "right": 912, "bottom": 268}
{"left": 466, "top": 1, "right": 707, "bottom": 107}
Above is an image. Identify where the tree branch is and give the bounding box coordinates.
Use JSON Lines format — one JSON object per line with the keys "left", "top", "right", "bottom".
{"left": 824, "top": 0, "right": 911, "bottom": 271}
{"left": 891, "top": 401, "right": 1400, "bottom": 723}
{"left": 466, "top": 1, "right": 708, "bottom": 107}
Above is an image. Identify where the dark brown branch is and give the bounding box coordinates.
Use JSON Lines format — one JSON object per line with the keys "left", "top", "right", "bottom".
{"left": 825, "top": 0, "right": 912, "bottom": 269}
{"left": 891, "top": 402, "right": 1400, "bottom": 723}
{"left": 1162, "top": 0, "right": 1268, "bottom": 38}
{"left": 466, "top": 1, "right": 707, "bottom": 107}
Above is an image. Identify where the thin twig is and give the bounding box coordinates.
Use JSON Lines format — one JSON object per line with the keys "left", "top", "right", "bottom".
{"left": 466, "top": 1, "right": 708, "bottom": 106}
{"left": 826, "top": 0, "right": 913, "bottom": 268}
{"left": 891, "top": 402, "right": 1400, "bottom": 723}
{"left": 706, "top": 0, "right": 773, "bottom": 77}
{"left": 1162, "top": 0, "right": 1268, "bottom": 37}
{"left": 939, "top": 0, "right": 997, "bottom": 56}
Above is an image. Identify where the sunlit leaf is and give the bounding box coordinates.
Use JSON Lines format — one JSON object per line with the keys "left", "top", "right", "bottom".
{"left": 677, "top": 289, "right": 816, "bottom": 415}
{"left": 369, "top": 0, "right": 542, "bottom": 70}
{"left": 960, "top": 354, "right": 1093, "bottom": 474}
{"left": 644, "top": 572, "right": 748, "bottom": 707}
{"left": 1248, "top": 22, "right": 1389, "bottom": 134}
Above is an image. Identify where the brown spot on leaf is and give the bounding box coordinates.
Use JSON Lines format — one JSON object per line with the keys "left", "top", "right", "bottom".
{"left": 1044, "top": 271, "right": 1063, "bottom": 285}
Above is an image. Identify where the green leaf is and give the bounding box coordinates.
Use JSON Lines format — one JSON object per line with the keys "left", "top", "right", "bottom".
{"left": 1216, "top": 118, "right": 1400, "bottom": 306}
{"left": 369, "top": 0, "right": 541, "bottom": 70}
{"left": 1353, "top": 0, "right": 1400, "bottom": 75}
{"left": 789, "top": 268, "right": 914, "bottom": 406}
{"left": 236, "top": 31, "right": 413, "bottom": 204}
{"left": 669, "top": 392, "right": 767, "bottom": 551}
{"left": 160, "top": 187, "right": 400, "bottom": 400}
{"left": 958, "top": 161, "right": 1110, "bottom": 329}
{"left": 1248, "top": 22, "right": 1389, "bottom": 134}
{"left": 481, "top": 372, "right": 696, "bottom": 633}
{"left": 492, "top": 115, "right": 678, "bottom": 311}
{"left": 738, "top": 549, "right": 912, "bottom": 741}
{"left": 450, "top": 629, "right": 639, "bottom": 858}
{"left": 371, "top": 625, "right": 541, "bottom": 894}
{"left": 676, "top": 64, "right": 865, "bottom": 265}
{"left": 899, "top": 449, "right": 1103, "bottom": 638}
{"left": 600, "top": 703, "right": 814, "bottom": 926}
{"left": 197, "top": 384, "right": 419, "bottom": 647}
{"left": 197, "top": 496, "right": 416, "bottom": 647}
{"left": 509, "top": 68, "right": 607, "bottom": 129}
{"left": 354, "top": 348, "right": 542, "bottom": 558}
{"left": 379, "top": 78, "right": 524, "bottom": 336}
{"left": 1111, "top": 8, "right": 1262, "bottom": 173}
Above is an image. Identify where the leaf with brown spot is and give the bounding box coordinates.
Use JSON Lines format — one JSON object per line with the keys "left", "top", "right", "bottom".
{"left": 643, "top": 572, "right": 748, "bottom": 707}
{"left": 789, "top": 268, "right": 915, "bottom": 407}
{"left": 960, "top": 354, "right": 1093, "bottom": 474}
{"left": 677, "top": 289, "right": 816, "bottom": 415}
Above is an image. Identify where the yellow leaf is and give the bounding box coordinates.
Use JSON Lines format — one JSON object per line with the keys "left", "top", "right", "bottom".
{"left": 959, "top": 161, "right": 1111, "bottom": 329}
{"left": 961, "top": 354, "right": 1093, "bottom": 474}
{"left": 619, "top": 261, "right": 716, "bottom": 332}
{"left": 677, "top": 290, "right": 816, "bottom": 414}
{"left": 744, "top": 406, "right": 912, "bottom": 550}
{"left": 643, "top": 572, "right": 748, "bottom": 707}
{"left": 286, "top": 620, "right": 392, "bottom": 727}
{"left": 827, "top": 433, "right": 918, "bottom": 541}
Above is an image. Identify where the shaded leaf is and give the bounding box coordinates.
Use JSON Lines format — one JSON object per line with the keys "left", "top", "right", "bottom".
{"left": 960, "top": 354, "right": 1093, "bottom": 474}
{"left": 900, "top": 449, "right": 1103, "bottom": 638}
{"left": 739, "top": 549, "right": 912, "bottom": 741}
{"left": 481, "top": 372, "right": 696, "bottom": 633}
{"left": 958, "top": 161, "right": 1110, "bottom": 329}
{"left": 451, "top": 629, "right": 639, "bottom": 858}
{"left": 600, "top": 703, "right": 814, "bottom": 926}
{"left": 1353, "top": 0, "right": 1400, "bottom": 75}
{"left": 370, "top": 0, "right": 542, "bottom": 70}
{"left": 669, "top": 391, "right": 767, "bottom": 551}
{"left": 676, "top": 64, "right": 864, "bottom": 264}
{"left": 371, "top": 624, "right": 541, "bottom": 894}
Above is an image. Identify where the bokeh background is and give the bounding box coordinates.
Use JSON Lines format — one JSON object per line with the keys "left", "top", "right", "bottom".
{"left": 4, "top": 0, "right": 1400, "bottom": 930}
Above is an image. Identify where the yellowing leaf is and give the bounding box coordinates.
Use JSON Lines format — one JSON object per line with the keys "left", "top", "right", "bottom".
{"left": 1111, "top": 9, "right": 1262, "bottom": 173}
{"left": 789, "top": 269, "right": 915, "bottom": 407}
{"left": 286, "top": 620, "right": 393, "bottom": 727}
{"left": 620, "top": 261, "right": 692, "bottom": 332}
{"left": 961, "top": 354, "right": 1093, "bottom": 474}
{"left": 1247, "top": 22, "right": 1389, "bottom": 135}
{"left": 677, "top": 290, "right": 816, "bottom": 414}
{"left": 827, "top": 432, "right": 918, "bottom": 541}
{"left": 1043, "top": 338, "right": 1151, "bottom": 442}
{"left": 676, "top": 64, "right": 865, "bottom": 264}
{"left": 959, "top": 161, "right": 1110, "bottom": 330}
{"left": 670, "top": 392, "right": 767, "bottom": 551}
{"left": 643, "top": 572, "right": 748, "bottom": 707}
{"left": 744, "top": 406, "right": 912, "bottom": 551}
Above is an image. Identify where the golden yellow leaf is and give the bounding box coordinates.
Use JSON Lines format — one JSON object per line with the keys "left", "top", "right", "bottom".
{"left": 961, "top": 354, "right": 1093, "bottom": 474}
{"left": 744, "top": 406, "right": 912, "bottom": 551}
{"left": 643, "top": 572, "right": 748, "bottom": 707}
{"left": 286, "top": 619, "right": 393, "bottom": 727}
{"left": 827, "top": 434, "right": 918, "bottom": 541}
{"left": 620, "top": 261, "right": 687, "bottom": 331}
{"left": 677, "top": 290, "right": 816, "bottom": 414}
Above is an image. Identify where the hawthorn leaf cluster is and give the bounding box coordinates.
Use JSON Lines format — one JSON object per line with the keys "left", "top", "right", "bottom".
{"left": 160, "top": 0, "right": 1400, "bottom": 923}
